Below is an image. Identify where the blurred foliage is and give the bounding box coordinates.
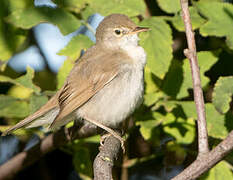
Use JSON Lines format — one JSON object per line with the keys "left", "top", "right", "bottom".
{"left": 0, "top": 0, "right": 233, "bottom": 179}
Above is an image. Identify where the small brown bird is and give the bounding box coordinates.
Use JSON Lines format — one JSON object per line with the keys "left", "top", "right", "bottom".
{"left": 2, "top": 14, "right": 149, "bottom": 146}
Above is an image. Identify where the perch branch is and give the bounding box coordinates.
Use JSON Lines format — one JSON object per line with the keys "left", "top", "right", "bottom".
{"left": 180, "top": 0, "right": 209, "bottom": 156}
{"left": 0, "top": 125, "right": 98, "bottom": 180}
{"left": 93, "top": 133, "right": 121, "bottom": 180}
{"left": 172, "top": 130, "right": 233, "bottom": 180}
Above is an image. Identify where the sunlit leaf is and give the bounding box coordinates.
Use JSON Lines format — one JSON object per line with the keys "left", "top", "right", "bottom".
{"left": 177, "top": 51, "right": 218, "bottom": 98}
{"left": 0, "top": 95, "right": 29, "bottom": 118}
{"left": 6, "top": 7, "right": 81, "bottom": 35}
{"left": 170, "top": 7, "right": 206, "bottom": 31}
{"left": 144, "top": 67, "right": 160, "bottom": 94}
{"left": 0, "top": 67, "right": 40, "bottom": 94}
{"left": 82, "top": 0, "right": 146, "bottom": 16}
{"left": 58, "top": 35, "right": 93, "bottom": 62}
{"left": 0, "top": 0, "right": 28, "bottom": 61}
{"left": 139, "top": 17, "right": 173, "bottom": 79}
{"left": 57, "top": 60, "right": 74, "bottom": 89}
{"left": 57, "top": 35, "right": 94, "bottom": 89}
{"left": 196, "top": 1, "right": 233, "bottom": 49}
{"left": 178, "top": 102, "right": 230, "bottom": 139}
{"left": 7, "top": 85, "right": 32, "bottom": 99}
{"left": 54, "top": 0, "right": 84, "bottom": 13}
{"left": 201, "top": 161, "right": 233, "bottom": 180}
{"left": 136, "top": 112, "right": 164, "bottom": 140}
{"left": 213, "top": 76, "right": 233, "bottom": 114}
{"left": 163, "top": 113, "right": 195, "bottom": 144}
{"left": 157, "top": 0, "right": 181, "bottom": 13}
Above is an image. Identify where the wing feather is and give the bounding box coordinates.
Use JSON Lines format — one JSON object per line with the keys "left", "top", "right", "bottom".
{"left": 50, "top": 50, "right": 129, "bottom": 129}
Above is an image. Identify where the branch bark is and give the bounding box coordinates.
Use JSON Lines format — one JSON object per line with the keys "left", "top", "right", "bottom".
{"left": 0, "top": 125, "right": 98, "bottom": 180}
{"left": 93, "top": 134, "right": 121, "bottom": 180}
{"left": 172, "top": 1, "right": 233, "bottom": 179}
{"left": 180, "top": 0, "right": 209, "bottom": 156}
{"left": 172, "top": 130, "right": 233, "bottom": 180}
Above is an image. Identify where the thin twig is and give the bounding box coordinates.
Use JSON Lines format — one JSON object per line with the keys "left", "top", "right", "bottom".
{"left": 172, "top": 1, "right": 233, "bottom": 179}
{"left": 0, "top": 125, "right": 98, "bottom": 180}
{"left": 172, "top": 130, "right": 233, "bottom": 180}
{"left": 180, "top": 0, "right": 209, "bottom": 156}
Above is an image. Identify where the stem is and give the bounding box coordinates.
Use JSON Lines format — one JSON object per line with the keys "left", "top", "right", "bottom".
{"left": 180, "top": 0, "right": 209, "bottom": 156}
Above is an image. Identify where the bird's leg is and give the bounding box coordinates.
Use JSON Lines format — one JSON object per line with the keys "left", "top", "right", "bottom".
{"left": 83, "top": 116, "right": 125, "bottom": 153}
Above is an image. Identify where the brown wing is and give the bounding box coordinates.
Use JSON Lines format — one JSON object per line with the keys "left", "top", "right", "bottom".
{"left": 50, "top": 50, "right": 129, "bottom": 129}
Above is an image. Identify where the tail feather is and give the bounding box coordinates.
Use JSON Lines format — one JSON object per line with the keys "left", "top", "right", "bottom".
{"left": 1, "top": 93, "right": 59, "bottom": 136}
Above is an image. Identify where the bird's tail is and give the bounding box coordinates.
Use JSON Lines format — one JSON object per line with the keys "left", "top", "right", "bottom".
{"left": 1, "top": 94, "right": 59, "bottom": 136}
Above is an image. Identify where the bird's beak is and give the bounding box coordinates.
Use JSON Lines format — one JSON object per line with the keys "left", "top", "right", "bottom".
{"left": 130, "top": 27, "right": 150, "bottom": 34}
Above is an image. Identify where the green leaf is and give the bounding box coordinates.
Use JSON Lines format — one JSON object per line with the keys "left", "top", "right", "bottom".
{"left": 136, "top": 112, "right": 164, "bottom": 140}
{"left": 6, "top": 7, "right": 81, "bottom": 35}
{"left": 163, "top": 113, "right": 195, "bottom": 144}
{"left": 201, "top": 161, "right": 233, "bottom": 180}
{"left": 178, "top": 102, "right": 230, "bottom": 139}
{"left": 144, "top": 67, "right": 160, "bottom": 94}
{"left": 177, "top": 51, "right": 218, "bottom": 98}
{"left": 58, "top": 35, "right": 93, "bottom": 61}
{"left": 0, "top": 0, "right": 28, "bottom": 61}
{"left": 83, "top": 0, "right": 146, "bottom": 16}
{"left": 54, "top": 0, "right": 85, "bottom": 13}
{"left": 7, "top": 0, "right": 33, "bottom": 13}
{"left": 0, "top": 95, "right": 29, "bottom": 118}
{"left": 73, "top": 148, "right": 92, "bottom": 177}
{"left": 0, "top": 67, "right": 40, "bottom": 94}
{"left": 196, "top": 2, "right": 233, "bottom": 50}
{"left": 57, "top": 60, "right": 74, "bottom": 89}
{"left": 29, "top": 95, "right": 48, "bottom": 114}
{"left": 57, "top": 35, "right": 93, "bottom": 89}
{"left": 213, "top": 76, "right": 233, "bottom": 114}
{"left": 170, "top": 7, "right": 206, "bottom": 31}
{"left": 162, "top": 59, "right": 183, "bottom": 98}
{"left": 139, "top": 17, "right": 173, "bottom": 79}
{"left": 144, "top": 91, "right": 164, "bottom": 106}
{"left": 157, "top": 0, "right": 181, "bottom": 14}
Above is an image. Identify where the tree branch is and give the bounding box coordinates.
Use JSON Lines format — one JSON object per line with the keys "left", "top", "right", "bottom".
{"left": 171, "top": 1, "right": 233, "bottom": 179}
{"left": 180, "top": 0, "right": 209, "bottom": 156}
{"left": 93, "top": 133, "right": 122, "bottom": 180}
{"left": 0, "top": 125, "right": 98, "bottom": 180}
{"left": 172, "top": 130, "right": 233, "bottom": 180}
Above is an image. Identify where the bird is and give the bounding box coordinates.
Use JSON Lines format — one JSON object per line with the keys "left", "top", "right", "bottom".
{"left": 2, "top": 14, "right": 149, "bottom": 148}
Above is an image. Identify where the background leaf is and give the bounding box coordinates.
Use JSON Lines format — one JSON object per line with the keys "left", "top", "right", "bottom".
{"left": 29, "top": 95, "right": 48, "bottom": 114}
{"left": 0, "top": 95, "right": 29, "bottom": 118}
{"left": 178, "top": 102, "right": 231, "bottom": 139}
{"left": 201, "top": 161, "right": 233, "bottom": 180}
{"left": 196, "top": 2, "right": 233, "bottom": 50}
{"left": 213, "top": 76, "right": 233, "bottom": 114}
{"left": 177, "top": 51, "right": 218, "bottom": 98}
{"left": 139, "top": 17, "right": 173, "bottom": 79}
{"left": 157, "top": 0, "right": 181, "bottom": 14}
{"left": 82, "top": 0, "right": 146, "bottom": 16}
{"left": 57, "top": 35, "right": 93, "bottom": 89}
{"left": 169, "top": 7, "right": 206, "bottom": 31}
{"left": 6, "top": 7, "right": 81, "bottom": 35}
{"left": 0, "top": 67, "right": 40, "bottom": 94}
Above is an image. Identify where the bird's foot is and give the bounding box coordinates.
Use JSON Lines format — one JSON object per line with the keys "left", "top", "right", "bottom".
{"left": 83, "top": 116, "right": 125, "bottom": 153}
{"left": 100, "top": 133, "right": 125, "bottom": 153}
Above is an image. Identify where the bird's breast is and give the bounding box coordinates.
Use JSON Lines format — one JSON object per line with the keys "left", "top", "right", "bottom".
{"left": 77, "top": 64, "right": 145, "bottom": 128}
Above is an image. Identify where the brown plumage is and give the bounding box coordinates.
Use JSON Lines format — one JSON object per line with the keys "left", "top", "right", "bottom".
{"left": 2, "top": 14, "right": 149, "bottom": 140}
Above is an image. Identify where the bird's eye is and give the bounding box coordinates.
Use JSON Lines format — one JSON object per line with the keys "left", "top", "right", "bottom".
{"left": 114, "top": 29, "right": 122, "bottom": 35}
